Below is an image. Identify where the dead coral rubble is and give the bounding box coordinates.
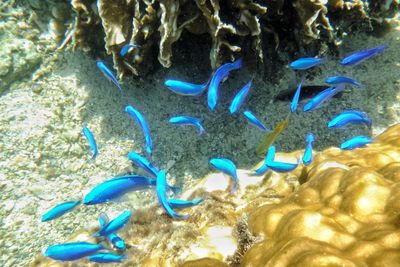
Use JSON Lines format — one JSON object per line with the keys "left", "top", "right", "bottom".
{"left": 70, "top": 0, "right": 399, "bottom": 77}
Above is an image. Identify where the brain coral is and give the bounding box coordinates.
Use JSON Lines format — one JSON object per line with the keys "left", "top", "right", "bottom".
{"left": 70, "top": 0, "right": 399, "bottom": 77}
{"left": 32, "top": 124, "right": 400, "bottom": 266}
{"left": 243, "top": 123, "right": 400, "bottom": 266}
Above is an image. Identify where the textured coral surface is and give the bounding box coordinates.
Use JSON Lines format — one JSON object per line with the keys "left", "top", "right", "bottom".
{"left": 70, "top": 0, "right": 399, "bottom": 77}
{"left": 32, "top": 124, "right": 400, "bottom": 266}
{"left": 244, "top": 123, "right": 400, "bottom": 266}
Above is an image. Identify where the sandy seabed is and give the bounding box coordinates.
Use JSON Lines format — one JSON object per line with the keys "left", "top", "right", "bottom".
{"left": 0, "top": 15, "right": 399, "bottom": 266}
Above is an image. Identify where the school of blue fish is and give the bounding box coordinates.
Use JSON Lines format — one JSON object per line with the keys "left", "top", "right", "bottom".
{"left": 42, "top": 44, "right": 386, "bottom": 263}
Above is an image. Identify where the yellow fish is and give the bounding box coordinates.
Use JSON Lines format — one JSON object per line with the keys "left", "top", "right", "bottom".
{"left": 256, "top": 115, "right": 290, "bottom": 156}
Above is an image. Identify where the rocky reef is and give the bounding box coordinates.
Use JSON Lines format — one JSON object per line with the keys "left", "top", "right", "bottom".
{"left": 69, "top": 0, "right": 399, "bottom": 77}
{"left": 32, "top": 123, "right": 400, "bottom": 266}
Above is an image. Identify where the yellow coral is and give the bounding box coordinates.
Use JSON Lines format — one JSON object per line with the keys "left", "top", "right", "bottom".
{"left": 243, "top": 124, "right": 400, "bottom": 266}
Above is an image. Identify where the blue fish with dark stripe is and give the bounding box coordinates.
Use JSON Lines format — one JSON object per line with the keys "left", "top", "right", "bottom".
{"left": 169, "top": 116, "right": 205, "bottom": 135}
{"left": 156, "top": 170, "right": 189, "bottom": 219}
{"left": 125, "top": 105, "right": 153, "bottom": 154}
{"left": 208, "top": 58, "right": 243, "bottom": 111}
{"left": 96, "top": 60, "right": 122, "bottom": 91}
{"left": 83, "top": 175, "right": 156, "bottom": 205}
{"left": 289, "top": 57, "right": 325, "bottom": 70}
{"left": 41, "top": 200, "right": 81, "bottom": 222}
{"left": 243, "top": 110, "right": 269, "bottom": 132}
{"left": 340, "top": 45, "right": 386, "bottom": 66}
{"left": 340, "top": 135, "right": 372, "bottom": 150}
{"left": 164, "top": 80, "right": 207, "bottom": 96}
{"left": 229, "top": 81, "right": 252, "bottom": 114}
{"left": 209, "top": 158, "right": 238, "bottom": 193}
{"left": 303, "top": 84, "right": 345, "bottom": 112}
{"left": 328, "top": 110, "right": 372, "bottom": 128}
{"left": 82, "top": 127, "right": 98, "bottom": 159}
{"left": 45, "top": 242, "right": 104, "bottom": 261}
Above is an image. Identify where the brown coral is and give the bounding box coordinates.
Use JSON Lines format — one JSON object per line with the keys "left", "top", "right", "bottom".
{"left": 69, "top": 0, "right": 399, "bottom": 77}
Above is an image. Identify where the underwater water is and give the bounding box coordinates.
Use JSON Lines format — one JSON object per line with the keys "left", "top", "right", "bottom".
{"left": 1, "top": 1, "right": 400, "bottom": 266}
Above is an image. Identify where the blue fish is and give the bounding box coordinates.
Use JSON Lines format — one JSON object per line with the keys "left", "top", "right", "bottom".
{"left": 96, "top": 210, "right": 132, "bottom": 237}
{"left": 88, "top": 253, "right": 126, "bottom": 263}
{"left": 126, "top": 153, "right": 180, "bottom": 195}
{"left": 290, "top": 81, "right": 302, "bottom": 113}
{"left": 267, "top": 160, "right": 299, "bottom": 173}
{"left": 82, "top": 127, "right": 98, "bottom": 159}
{"left": 243, "top": 110, "right": 269, "bottom": 132}
{"left": 302, "top": 133, "right": 315, "bottom": 166}
{"left": 41, "top": 200, "right": 81, "bottom": 222}
{"left": 254, "top": 145, "right": 276, "bottom": 175}
{"left": 328, "top": 110, "right": 372, "bottom": 128}
{"left": 98, "top": 213, "right": 126, "bottom": 251}
{"left": 340, "top": 135, "right": 372, "bottom": 150}
{"left": 325, "top": 76, "right": 362, "bottom": 87}
{"left": 340, "top": 45, "right": 386, "bottom": 66}
{"left": 83, "top": 175, "right": 156, "bottom": 205}
{"left": 156, "top": 170, "right": 189, "bottom": 219}
{"left": 120, "top": 44, "right": 138, "bottom": 57}
{"left": 208, "top": 58, "right": 243, "bottom": 111}
{"left": 45, "top": 242, "right": 103, "bottom": 261}
{"left": 164, "top": 80, "right": 207, "bottom": 96}
{"left": 169, "top": 116, "right": 205, "bottom": 135}
{"left": 289, "top": 57, "right": 325, "bottom": 70}
{"left": 127, "top": 151, "right": 159, "bottom": 177}
{"left": 96, "top": 60, "right": 122, "bottom": 92}
{"left": 168, "top": 198, "right": 204, "bottom": 209}
{"left": 229, "top": 81, "right": 252, "bottom": 114}
{"left": 259, "top": 145, "right": 298, "bottom": 173}
{"left": 303, "top": 84, "right": 345, "bottom": 112}
{"left": 209, "top": 158, "right": 238, "bottom": 193}
{"left": 125, "top": 105, "right": 153, "bottom": 154}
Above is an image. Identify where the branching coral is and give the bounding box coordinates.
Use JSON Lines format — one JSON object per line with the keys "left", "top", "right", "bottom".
{"left": 69, "top": 0, "right": 399, "bottom": 77}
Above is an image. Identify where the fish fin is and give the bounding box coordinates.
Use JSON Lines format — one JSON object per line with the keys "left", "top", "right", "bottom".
{"left": 98, "top": 212, "right": 109, "bottom": 228}
{"left": 170, "top": 185, "right": 182, "bottom": 196}
{"left": 198, "top": 125, "right": 206, "bottom": 135}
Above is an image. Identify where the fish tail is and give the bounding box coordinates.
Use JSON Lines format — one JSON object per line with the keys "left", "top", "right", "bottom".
{"left": 170, "top": 185, "right": 182, "bottom": 196}
{"left": 199, "top": 125, "right": 206, "bottom": 135}
{"left": 230, "top": 182, "right": 237, "bottom": 193}
{"left": 306, "top": 133, "right": 315, "bottom": 143}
